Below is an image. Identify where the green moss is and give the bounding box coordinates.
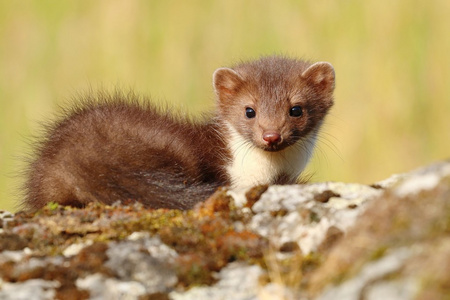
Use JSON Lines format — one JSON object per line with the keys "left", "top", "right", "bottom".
{"left": 46, "top": 202, "right": 60, "bottom": 211}
{"left": 0, "top": 191, "right": 271, "bottom": 288}
{"left": 309, "top": 211, "right": 321, "bottom": 223}
{"left": 302, "top": 252, "right": 323, "bottom": 274}
{"left": 368, "top": 246, "right": 388, "bottom": 261}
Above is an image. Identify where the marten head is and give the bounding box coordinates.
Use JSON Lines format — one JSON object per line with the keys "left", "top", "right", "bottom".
{"left": 213, "top": 56, "right": 335, "bottom": 152}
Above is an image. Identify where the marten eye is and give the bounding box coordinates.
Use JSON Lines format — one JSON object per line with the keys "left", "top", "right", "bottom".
{"left": 289, "top": 106, "right": 303, "bottom": 117}
{"left": 245, "top": 107, "right": 256, "bottom": 119}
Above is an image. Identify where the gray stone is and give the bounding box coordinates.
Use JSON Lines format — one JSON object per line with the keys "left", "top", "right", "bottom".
{"left": 170, "top": 262, "right": 265, "bottom": 300}
{"left": 76, "top": 274, "right": 147, "bottom": 300}
{"left": 105, "top": 236, "right": 178, "bottom": 293}
{"left": 248, "top": 182, "right": 381, "bottom": 254}
{"left": 317, "top": 248, "right": 413, "bottom": 300}
{"left": 0, "top": 279, "right": 59, "bottom": 300}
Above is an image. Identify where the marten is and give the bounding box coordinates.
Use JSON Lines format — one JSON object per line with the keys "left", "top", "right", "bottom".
{"left": 23, "top": 56, "right": 335, "bottom": 211}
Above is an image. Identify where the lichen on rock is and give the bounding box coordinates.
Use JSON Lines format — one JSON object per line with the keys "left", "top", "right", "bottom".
{"left": 0, "top": 160, "right": 449, "bottom": 299}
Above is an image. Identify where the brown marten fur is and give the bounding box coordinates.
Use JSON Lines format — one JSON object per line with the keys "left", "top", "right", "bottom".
{"left": 24, "top": 56, "right": 335, "bottom": 210}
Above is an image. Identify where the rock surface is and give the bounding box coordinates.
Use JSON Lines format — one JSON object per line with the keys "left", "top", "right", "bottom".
{"left": 0, "top": 160, "right": 449, "bottom": 299}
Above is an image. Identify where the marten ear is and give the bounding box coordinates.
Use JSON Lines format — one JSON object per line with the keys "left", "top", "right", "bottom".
{"left": 213, "top": 68, "right": 244, "bottom": 98}
{"left": 301, "top": 62, "right": 335, "bottom": 94}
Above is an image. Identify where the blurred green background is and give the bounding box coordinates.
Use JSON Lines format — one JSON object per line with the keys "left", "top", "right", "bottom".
{"left": 1, "top": 1, "right": 449, "bottom": 211}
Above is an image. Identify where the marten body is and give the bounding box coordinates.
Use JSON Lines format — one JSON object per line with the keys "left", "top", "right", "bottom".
{"left": 24, "top": 56, "right": 335, "bottom": 210}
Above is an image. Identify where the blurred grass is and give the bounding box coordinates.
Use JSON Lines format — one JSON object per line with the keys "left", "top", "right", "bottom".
{"left": 1, "top": 0, "right": 449, "bottom": 211}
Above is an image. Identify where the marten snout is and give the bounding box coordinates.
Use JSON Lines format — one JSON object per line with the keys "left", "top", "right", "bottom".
{"left": 263, "top": 131, "right": 281, "bottom": 145}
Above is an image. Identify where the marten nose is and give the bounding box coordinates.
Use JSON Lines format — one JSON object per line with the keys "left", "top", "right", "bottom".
{"left": 263, "top": 132, "right": 281, "bottom": 145}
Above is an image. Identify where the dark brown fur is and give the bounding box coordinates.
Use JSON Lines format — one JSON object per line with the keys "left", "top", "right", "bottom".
{"left": 25, "top": 92, "right": 230, "bottom": 210}
{"left": 24, "top": 56, "right": 335, "bottom": 211}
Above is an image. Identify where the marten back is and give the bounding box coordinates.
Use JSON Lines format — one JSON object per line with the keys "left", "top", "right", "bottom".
{"left": 25, "top": 92, "right": 230, "bottom": 210}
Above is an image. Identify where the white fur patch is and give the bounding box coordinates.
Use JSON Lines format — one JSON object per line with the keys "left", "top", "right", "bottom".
{"left": 225, "top": 122, "right": 319, "bottom": 192}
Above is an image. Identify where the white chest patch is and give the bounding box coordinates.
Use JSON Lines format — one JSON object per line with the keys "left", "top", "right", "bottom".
{"left": 224, "top": 122, "right": 319, "bottom": 191}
